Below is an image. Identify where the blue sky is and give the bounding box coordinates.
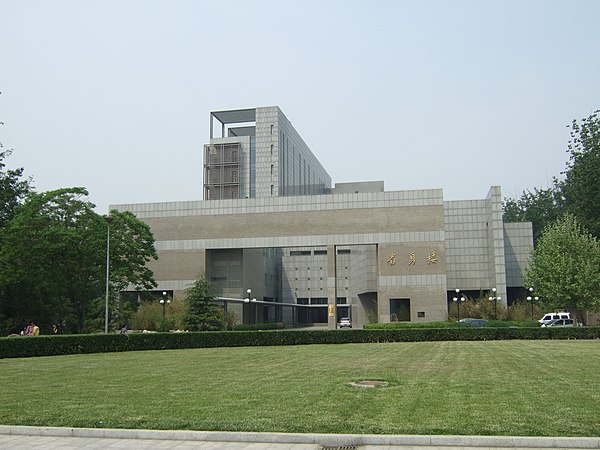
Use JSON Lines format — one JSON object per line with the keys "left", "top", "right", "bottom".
{"left": 1, "top": 0, "right": 599, "bottom": 213}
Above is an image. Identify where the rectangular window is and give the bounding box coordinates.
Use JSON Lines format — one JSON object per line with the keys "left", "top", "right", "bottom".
{"left": 313, "top": 250, "right": 327, "bottom": 255}
{"left": 337, "top": 249, "right": 351, "bottom": 255}
{"left": 310, "top": 298, "right": 328, "bottom": 305}
{"left": 290, "top": 250, "right": 311, "bottom": 256}
{"left": 390, "top": 298, "right": 411, "bottom": 322}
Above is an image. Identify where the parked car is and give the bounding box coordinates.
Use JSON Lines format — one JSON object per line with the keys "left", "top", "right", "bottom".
{"left": 338, "top": 317, "right": 352, "bottom": 328}
{"left": 459, "top": 318, "right": 488, "bottom": 328}
{"left": 539, "top": 312, "right": 571, "bottom": 325}
{"left": 541, "top": 318, "right": 575, "bottom": 328}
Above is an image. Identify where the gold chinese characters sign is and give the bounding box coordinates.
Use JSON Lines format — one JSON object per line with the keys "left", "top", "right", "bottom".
{"left": 387, "top": 251, "right": 438, "bottom": 267}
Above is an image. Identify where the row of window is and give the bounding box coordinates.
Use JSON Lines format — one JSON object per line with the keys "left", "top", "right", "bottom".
{"left": 288, "top": 249, "right": 351, "bottom": 256}
{"left": 296, "top": 298, "right": 348, "bottom": 305}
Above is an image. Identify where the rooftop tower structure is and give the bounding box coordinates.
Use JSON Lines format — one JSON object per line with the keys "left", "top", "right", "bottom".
{"left": 204, "top": 106, "right": 331, "bottom": 200}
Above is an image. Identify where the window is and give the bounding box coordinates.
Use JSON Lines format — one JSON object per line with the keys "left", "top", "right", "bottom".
{"left": 337, "top": 249, "right": 351, "bottom": 255}
{"left": 390, "top": 298, "right": 411, "bottom": 322}
{"left": 290, "top": 250, "right": 311, "bottom": 256}
{"left": 270, "top": 185, "right": 274, "bottom": 195}
{"left": 311, "top": 298, "right": 328, "bottom": 305}
{"left": 314, "top": 250, "right": 327, "bottom": 255}
{"left": 417, "top": 311, "right": 425, "bottom": 318}
{"left": 270, "top": 125, "right": 274, "bottom": 135}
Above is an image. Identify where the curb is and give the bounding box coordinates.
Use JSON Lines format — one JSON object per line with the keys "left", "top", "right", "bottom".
{"left": 0, "top": 425, "right": 599, "bottom": 448}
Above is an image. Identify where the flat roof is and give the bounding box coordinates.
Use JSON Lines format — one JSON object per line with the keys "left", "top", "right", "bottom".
{"left": 229, "top": 126, "right": 256, "bottom": 137}
{"left": 211, "top": 108, "right": 256, "bottom": 125}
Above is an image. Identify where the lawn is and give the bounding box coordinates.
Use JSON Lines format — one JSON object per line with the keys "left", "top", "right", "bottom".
{"left": 1, "top": 340, "right": 599, "bottom": 436}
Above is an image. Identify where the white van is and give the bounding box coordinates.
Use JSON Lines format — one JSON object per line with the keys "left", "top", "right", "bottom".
{"left": 539, "top": 312, "right": 571, "bottom": 325}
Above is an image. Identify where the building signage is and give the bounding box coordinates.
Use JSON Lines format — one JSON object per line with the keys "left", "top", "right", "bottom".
{"left": 386, "top": 251, "right": 439, "bottom": 267}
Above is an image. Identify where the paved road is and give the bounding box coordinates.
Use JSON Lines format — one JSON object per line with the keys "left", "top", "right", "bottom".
{"left": 1, "top": 426, "right": 598, "bottom": 449}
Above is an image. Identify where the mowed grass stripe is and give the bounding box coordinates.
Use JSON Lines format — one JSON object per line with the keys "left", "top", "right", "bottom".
{"left": 0, "top": 340, "right": 598, "bottom": 436}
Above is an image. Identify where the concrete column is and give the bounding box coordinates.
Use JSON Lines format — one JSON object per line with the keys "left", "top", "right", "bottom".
{"left": 327, "top": 244, "right": 337, "bottom": 329}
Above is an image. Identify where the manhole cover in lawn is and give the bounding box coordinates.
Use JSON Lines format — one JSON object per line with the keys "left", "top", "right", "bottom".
{"left": 349, "top": 380, "right": 388, "bottom": 388}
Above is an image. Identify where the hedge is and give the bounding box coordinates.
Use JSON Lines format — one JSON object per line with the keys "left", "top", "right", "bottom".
{"left": 1, "top": 327, "right": 599, "bottom": 359}
{"left": 364, "top": 321, "right": 540, "bottom": 329}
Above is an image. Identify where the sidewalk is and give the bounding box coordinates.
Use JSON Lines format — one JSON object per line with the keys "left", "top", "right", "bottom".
{"left": 0, "top": 425, "right": 598, "bottom": 449}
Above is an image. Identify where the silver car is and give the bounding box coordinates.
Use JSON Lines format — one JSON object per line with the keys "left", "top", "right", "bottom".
{"left": 338, "top": 317, "right": 352, "bottom": 328}
{"left": 541, "top": 318, "right": 575, "bottom": 328}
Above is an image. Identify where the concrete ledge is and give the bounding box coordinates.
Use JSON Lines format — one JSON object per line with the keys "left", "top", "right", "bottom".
{"left": 0, "top": 425, "right": 598, "bottom": 448}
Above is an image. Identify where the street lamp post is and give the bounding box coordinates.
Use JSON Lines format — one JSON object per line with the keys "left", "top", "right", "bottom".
{"left": 244, "top": 289, "right": 257, "bottom": 324}
{"left": 104, "top": 215, "right": 113, "bottom": 334}
{"left": 488, "top": 288, "right": 502, "bottom": 320}
{"left": 159, "top": 291, "right": 171, "bottom": 331}
{"left": 452, "top": 288, "right": 466, "bottom": 321}
{"left": 526, "top": 287, "right": 539, "bottom": 320}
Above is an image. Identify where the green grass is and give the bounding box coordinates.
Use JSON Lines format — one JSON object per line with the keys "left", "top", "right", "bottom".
{"left": 1, "top": 340, "right": 599, "bottom": 436}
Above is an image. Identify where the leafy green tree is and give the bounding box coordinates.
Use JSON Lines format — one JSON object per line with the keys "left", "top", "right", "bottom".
{"left": 560, "top": 110, "right": 600, "bottom": 239}
{"left": 184, "top": 276, "right": 225, "bottom": 331}
{"left": 0, "top": 150, "right": 34, "bottom": 229}
{"left": 525, "top": 214, "right": 600, "bottom": 322}
{"left": 0, "top": 188, "right": 157, "bottom": 333}
{"left": 502, "top": 186, "right": 563, "bottom": 244}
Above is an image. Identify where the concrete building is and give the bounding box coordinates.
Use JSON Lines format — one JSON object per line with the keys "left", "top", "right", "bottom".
{"left": 113, "top": 106, "right": 533, "bottom": 328}
{"left": 204, "top": 106, "right": 331, "bottom": 200}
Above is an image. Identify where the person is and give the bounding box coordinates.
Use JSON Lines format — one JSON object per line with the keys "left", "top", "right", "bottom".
{"left": 32, "top": 322, "right": 40, "bottom": 336}
{"left": 120, "top": 324, "right": 128, "bottom": 334}
{"left": 23, "top": 323, "right": 34, "bottom": 336}
{"left": 52, "top": 324, "right": 59, "bottom": 334}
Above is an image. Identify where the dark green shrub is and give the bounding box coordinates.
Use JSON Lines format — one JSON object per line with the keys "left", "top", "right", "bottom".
{"left": 486, "top": 320, "right": 539, "bottom": 328}
{"left": 231, "top": 322, "right": 281, "bottom": 331}
{"left": 364, "top": 321, "right": 468, "bottom": 330}
{"left": 2, "top": 327, "right": 599, "bottom": 359}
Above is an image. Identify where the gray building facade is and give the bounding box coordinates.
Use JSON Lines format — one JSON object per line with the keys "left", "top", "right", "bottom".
{"left": 204, "top": 106, "right": 331, "bottom": 200}
{"left": 113, "top": 106, "right": 533, "bottom": 328}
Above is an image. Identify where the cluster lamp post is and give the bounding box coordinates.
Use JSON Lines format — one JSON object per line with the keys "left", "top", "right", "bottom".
{"left": 453, "top": 288, "right": 466, "bottom": 321}
{"left": 488, "top": 288, "right": 501, "bottom": 320}
{"left": 527, "top": 287, "right": 539, "bottom": 320}
{"left": 244, "top": 289, "right": 257, "bottom": 323}
{"left": 160, "top": 291, "right": 171, "bottom": 330}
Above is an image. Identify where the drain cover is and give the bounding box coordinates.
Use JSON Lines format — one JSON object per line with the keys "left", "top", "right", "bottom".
{"left": 321, "top": 447, "right": 357, "bottom": 450}
{"left": 349, "top": 380, "right": 388, "bottom": 388}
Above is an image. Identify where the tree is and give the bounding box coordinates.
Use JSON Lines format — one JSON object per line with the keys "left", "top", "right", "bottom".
{"left": 560, "top": 110, "right": 600, "bottom": 239}
{"left": 0, "top": 150, "right": 33, "bottom": 228}
{"left": 184, "top": 276, "right": 225, "bottom": 331}
{"left": 0, "top": 188, "right": 157, "bottom": 333}
{"left": 525, "top": 214, "right": 600, "bottom": 322}
{"left": 502, "top": 186, "right": 563, "bottom": 244}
